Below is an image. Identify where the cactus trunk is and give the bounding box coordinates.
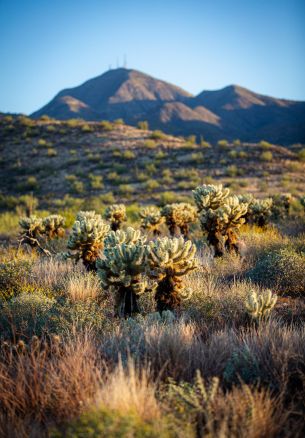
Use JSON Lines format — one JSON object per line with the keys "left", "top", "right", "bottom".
{"left": 155, "top": 276, "right": 182, "bottom": 312}
{"left": 116, "top": 286, "right": 140, "bottom": 317}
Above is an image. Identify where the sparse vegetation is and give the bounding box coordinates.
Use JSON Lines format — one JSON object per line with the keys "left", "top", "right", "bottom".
{"left": 0, "top": 114, "right": 304, "bottom": 437}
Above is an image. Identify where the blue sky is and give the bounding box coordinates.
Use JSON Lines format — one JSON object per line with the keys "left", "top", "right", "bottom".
{"left": 0, "top": 0, "right": 304, "bottom": 114}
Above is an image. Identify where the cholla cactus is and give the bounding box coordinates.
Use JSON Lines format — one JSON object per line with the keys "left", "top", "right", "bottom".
{"left": 139, "top": 206, "right": 164, "bottom": 236}
{"left": 97, "top": 227, "right": 150, "bottom": 317}
{"left": 18, "top": 215, "right": 45, "bottom": 250}
{"left": 193, "top": 184, "right": 230, "bottom": 211}
{"left": 271, "top": 194, "right": 292, "bottom": 219}
{"left": 194, "top": 184, "right": 248, "bottom": 256}
{"left": 238, "top": 194, "right": 254, "bottom": 223}
{"left": 67, "top": 211, "right": 110, "bottom": 271}
{"left": 104, "top": 204, "right": 127, "bottom": 231}
{"left": 147, "top": 236, "right": 198, "bottom": 312}
{"left": 248, "top": 198, "right": 273, "bottom": 227}
{"left": 245, "top": 289, "right": 277, "bottom": 320}
{"left": 104, "top": 226, "right": 146, "bottom": 247}
{"left": 42, "top": 214, "right": 65, "bottom": 239}
{"left": 161, "top": 203, "right": 197, "bottom": 238}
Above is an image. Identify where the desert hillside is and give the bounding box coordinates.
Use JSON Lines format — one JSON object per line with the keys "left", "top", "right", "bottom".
{"left": 1, "top": 114, "right": 304, "bottom": 213}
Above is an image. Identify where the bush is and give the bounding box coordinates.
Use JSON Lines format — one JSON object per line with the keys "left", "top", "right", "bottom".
{"left": 150, "top": 130, "right": 165, "bottom": 140}
{"left": 0, "top": 261, "right": 32, "bottom": 300}
{"left": 137, "top": 120, "right": 149, "bottom": 130}
{"left": 247, "top": 247, "right": 305, "bottom": 295}
{"left": 297, "top": 148, "right": 305, "bottom": 162}
{"left": 52, "top": 407, "right": 163, "bottom": 438}
{"left": 260, "top": 151, "right": 273, "bottom": 162}
{"left": 0, "top": 292, "right": 57, "bottom": 338}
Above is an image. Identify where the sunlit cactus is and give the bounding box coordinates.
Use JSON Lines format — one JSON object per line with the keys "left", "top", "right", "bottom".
{"left": 193, "top": 184, "right": 230, "bottom": 212}
{"left": 104, "top": 204, "right": 127, "bottom": 231}
{"left": 271, "top": 194, "right": 292, "bottom": 219}
{"left": 245, "top": 289, "right": 277, "bottom": 320}
{"left": 104, "top": 226, "right": 146, "bottom": 247}
{"left": 147, "top": 236, "right": 198, "bottom": 312}
{"left": 161, "top": 203, "right": 197, "bottom": 238}
{"left": 42, "top": 214, "right": 65, "bottom": 239}
{"left": 67, "top": 211, "right": 110, "bottom": 271}
{"left": 237, "top": 194, "right": 254, "bottom": 223}
{"left": 97, "top": 227, "right": 150, "bottom": 317}
{"left": 193, "top": 184, "right": 248, "bottom": 256}
{"left": 248, "top": 198, "right": 273, "bottom": 227}
{"left": 18, "top": 215, "right": 44, "bottom": 250}
{"left": 139, "top": 206, "right": 164, "bottom": 236}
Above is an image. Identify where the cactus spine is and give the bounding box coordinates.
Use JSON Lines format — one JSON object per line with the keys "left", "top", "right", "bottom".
{"left": 248, "top": 198, "right": 273, "bottom": 227}
{"left": 104, "top": 204, "right": 127, "bottom": 231}
{"left": 161, "top": 203, "right": 197, "bottom": 238}
{"left": 193, "top": 185, "right": 248, "bottom": 256}
{"left": 97, "top": 227, "right": 150, "bottom": 317}
{"left": 67, "top": 211, "right": 110, "bottom": 271}
{"left": 245, "top": 289, "right": 277, "bottom": 320}
{"left": 42, "top": 214, "right": 65, "bottom": 239}
{"left": 147, "top": 236, "right": 198, "bottom": 312}
{"left": 139, "top": 206, "right": 164, "bottom": 236}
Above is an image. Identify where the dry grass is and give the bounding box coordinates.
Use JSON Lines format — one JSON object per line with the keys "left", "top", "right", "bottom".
{"left": 64, "top": 271, "right": 101, "bottom": 302}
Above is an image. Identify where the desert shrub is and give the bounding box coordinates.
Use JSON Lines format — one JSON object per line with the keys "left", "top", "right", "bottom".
{"left": 122, "top": 150, "right": 136, "bottom": 160}
{"left": 167, "top": 372, "right": 283, "bottom": 438}
{"left": 0, "top": 292, "right": 57, "bottom": 338}
{"left": 47, "top": 148, "right": 57, "bottom": 157}
{"left": 100, "top": 120, "right": 113, "bottom": 131}
{"left": 260, "top": 151, "right": 273, "bottom": 161}
{"left": 297, "top": 148, "right": 305, "bottom": 162}
{"left": 147, "top": 236, "right": 198, "bottom": 312}
{"left": 217, "top": 139, "right": 228, "bottom": 148}
{"left": 143, "top": 139, "right": 156, "bottom": 149}
{"left": 88, "top": 174, "right": 104, "bottom": 190}
{"left": 145, "top": 179, "right": 160, "bottom": 191}
{"left": 260, "top": 140, "right": 272, "bottom": 149}
{"left": 104, "top": 204, "right": 127, "bottom": 231}
{"left": 53, "top": 407, "right": 164, "bottom": 438}
{"left": 0, "top": 260, "right": 33, "bottom": 300}
{"left": 26, "top": 176, "right": 39, "bottom": 190}
{"left": 137, "top": 120, "right": 149, "bottom": 130}
{"left": 150, "top": 130, "right": 165, "bottom": 140}
{"left": 247, "top": 247, "right": 305, "bottom": 295}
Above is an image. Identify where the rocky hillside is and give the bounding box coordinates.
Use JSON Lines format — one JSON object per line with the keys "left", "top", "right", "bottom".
{"left": 31, "top": 68, "right": 305, "bottom": 145}
{"left": 1, "top": 114, "right": 304, "bottom": 211}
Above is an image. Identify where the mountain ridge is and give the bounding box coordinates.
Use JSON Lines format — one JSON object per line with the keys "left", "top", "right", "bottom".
{"left": 31, "top": 68, "right": 305, "bottom": 145}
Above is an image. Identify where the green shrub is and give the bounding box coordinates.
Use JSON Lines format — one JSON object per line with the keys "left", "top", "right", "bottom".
{"left": 297, "top": 148, "right": 305, "bottom": 162}
{"left": 260, "top": 140, "right": 272, "bottom": 149}
{"left": 150, "top": 130, "right": 165, "bottom": 140}
{"left": 0, "top": 261, "right": 32, "bottom": 300}
{"left": 247, "top": 248, "right": 305, "bottom": 295}
{"left": 217, "top": 139, "right": 228, "bottom": 148}
{"left": 143, "top": 140, "right": 156, "bottom": 149}
{"left": 51, "top": 407, "right": 164, "bottom": 438}
{"left": 137, "top": 120, "right": 149, "bottom": 130}
{"left": 100, "top": 120, "right": 113, "bottom": 131}
{"left": 260, "top": 151, "right": 273, "bottom": 162}
{"left": 0, "top": 292, "right": 57, "bottom": 338}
